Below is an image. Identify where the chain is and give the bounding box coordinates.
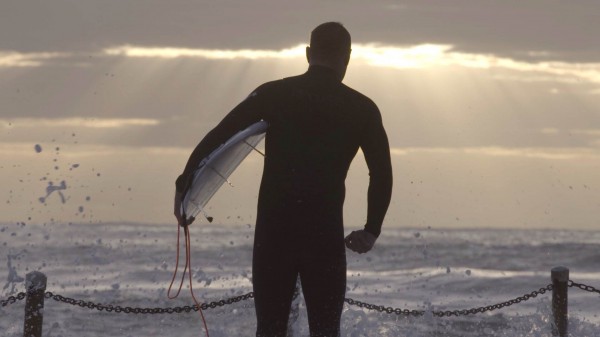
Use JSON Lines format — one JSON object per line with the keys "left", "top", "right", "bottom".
{"left": 344, "top": 297, "right": 425, "bottom": 316}
{"left": 5, "top": 280, "right": 599, "bottom": 317}
{"left": 44, "top": 291, "right": 254, "bottom": 314}
{"left": 569, "top": 280, "right": 600, "bottom": 295}
{"left": 345, "top": 284, "right": 554, "bottom": 317}
{"left": 0, "top": 292, "right": 26, "bottom": 307}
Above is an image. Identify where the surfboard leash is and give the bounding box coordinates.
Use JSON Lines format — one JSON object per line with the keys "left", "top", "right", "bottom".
{"left": 168, "top": 215, "right": 210, "bottom": 337}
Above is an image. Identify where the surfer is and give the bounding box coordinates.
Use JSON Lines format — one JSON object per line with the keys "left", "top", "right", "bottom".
{"left": 175, "top": 22, "right": 392, "bottom": 337}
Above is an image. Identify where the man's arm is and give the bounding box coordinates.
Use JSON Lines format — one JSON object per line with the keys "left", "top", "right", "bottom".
{"left": 361, "top": 109, "right": 393, "bottom": 238}
{"left": 345, "top": 105, "right": 393, "bottom": 252}
{"left": 174, "top": 84, "right": 274, "bottom": 224}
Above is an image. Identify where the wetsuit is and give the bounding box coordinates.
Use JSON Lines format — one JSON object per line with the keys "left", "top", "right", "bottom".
{"left": 176, "top": 65, "right": 393, "bottom": 337}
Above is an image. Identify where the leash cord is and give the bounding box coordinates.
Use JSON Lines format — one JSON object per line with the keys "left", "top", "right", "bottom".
{"left": 167, "top": 219, "right": 210, "bottom": 337}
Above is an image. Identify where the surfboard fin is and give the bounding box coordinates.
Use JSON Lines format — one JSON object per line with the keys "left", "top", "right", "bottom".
{"left": 244, "top": 140, "right": 265, "bottom": 157}
{"left": 209, "top": 166, "right": 234, "bottom": 187}
{"left": 200, "top": 209, "right": 213, "bottom": 223}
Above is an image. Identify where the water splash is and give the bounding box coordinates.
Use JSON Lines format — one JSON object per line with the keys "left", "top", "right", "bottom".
{"left": 3, "top": 251, "right": 26, "bottom": 294}
{"left": 39, "top": 180, "right": 67, "bottom": 204}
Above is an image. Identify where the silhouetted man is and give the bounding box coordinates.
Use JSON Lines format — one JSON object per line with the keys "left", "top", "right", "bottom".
{"left": 174, "top": 22, "right": 392, "bottom": 337}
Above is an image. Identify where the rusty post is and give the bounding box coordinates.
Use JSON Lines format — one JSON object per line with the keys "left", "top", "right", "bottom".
{"left": 23, "top": 271, "right": 47, "bottom": 337}
{"left": 551, "top": 266, "right": 569, "bottom": 337}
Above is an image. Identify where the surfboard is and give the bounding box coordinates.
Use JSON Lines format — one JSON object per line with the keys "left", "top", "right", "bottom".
{"left": 181, "top": 120, "right": 268, "bottom": 224}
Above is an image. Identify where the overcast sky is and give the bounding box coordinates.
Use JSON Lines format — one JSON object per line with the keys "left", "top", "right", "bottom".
{"left": 1, "top": 0, "right": 599, "bottom": 230}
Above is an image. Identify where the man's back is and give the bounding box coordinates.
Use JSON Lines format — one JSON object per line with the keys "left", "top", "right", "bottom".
{"left": 256, "top": 66, "right": 383, "bottom": 219}
{"left": 231, "top": 66, "right": 390, "bottom": 243}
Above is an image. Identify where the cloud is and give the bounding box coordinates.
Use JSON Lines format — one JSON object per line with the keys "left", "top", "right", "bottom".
{"left": 491, "top": 74, "right": 584, "bottom": 84}
{"left": 390, "top": 146, "right": 600, "bottom": 160}
{"left": 104, "top": 45, "right": 305, "bottom": 60}
{"left": 540, "top": 128, "right": 560, "bottom": 135}
{"left": 569, "top": 129, "right": 600, "bottom": 137}
{"left": 103, "top": 44, "right": 600, "bottom": 85}
{"left": 0, "top": 51, "right": 69, "bottom": 68}
{"left": 4, "top": 43, "right": 599, "bottom": 86}
{"left": 352, "top": 44, "right": 600, "bottom": 84}
{"left": 0, "top": 142, "right": 186, "bottom": 157}
{"left": 589, "top": 88, "right": 600, "bottom": 95}
{"left": 3, "top": 0, "right": 600, "bottom": 64}
{"left": 1, "top": 118, "right": 161, "bottom": 129}
{"left": 539, "top": 128, "right": 600, "bottom": 138}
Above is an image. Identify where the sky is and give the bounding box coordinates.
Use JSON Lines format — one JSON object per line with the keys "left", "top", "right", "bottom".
{"left": 1, "top": 0, "right": 599, "bottom": 230}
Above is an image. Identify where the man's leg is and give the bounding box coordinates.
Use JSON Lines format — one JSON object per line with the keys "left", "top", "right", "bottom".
{"left": 253, "top": 246, "right": 298, "bottom": 337}
{"left": 299, "top": 252, "right": 346, "bottom": 337}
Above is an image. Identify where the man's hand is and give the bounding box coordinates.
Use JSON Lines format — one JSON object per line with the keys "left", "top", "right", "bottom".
{"left": 344, "top": 230, "right": 377, "bottom": 254}
{"left": 173, "top": 192, "right": 186, "bottom": 227}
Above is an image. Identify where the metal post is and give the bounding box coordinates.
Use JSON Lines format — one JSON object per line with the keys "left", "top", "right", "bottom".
{"left": 23, "top": 271, "right": 47, "bottom": 337}
{"left": 551, "top": 266, "right": 569, "bottom": 337}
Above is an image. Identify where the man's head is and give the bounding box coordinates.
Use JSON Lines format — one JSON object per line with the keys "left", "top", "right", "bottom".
{"left": 306, "top": 22, "right": 352, "bottom": 80}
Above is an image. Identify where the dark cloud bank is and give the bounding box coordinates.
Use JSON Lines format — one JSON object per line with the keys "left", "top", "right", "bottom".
{"left": 1, "top": 0, "right": 599, "bottom": 62}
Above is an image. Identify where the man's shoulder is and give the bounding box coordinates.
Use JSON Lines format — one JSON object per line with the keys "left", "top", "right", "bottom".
{"left": 252, "top": 79, "right": 286, "bottom": 94}
{"left": 339, "top": 83, "right": 380, "bottom": 113}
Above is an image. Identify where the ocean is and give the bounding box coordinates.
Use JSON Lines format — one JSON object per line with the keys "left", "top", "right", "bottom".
{"left": 1, "top": 222, "right": 599, "bottom": 336}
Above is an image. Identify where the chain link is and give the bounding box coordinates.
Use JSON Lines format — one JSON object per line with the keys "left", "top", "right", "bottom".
{"left": 44, "top": 291, "right": 254, "bottom": 314}
{"left": 0, "top": 292, "right": 26, "bottom": 307}
{"left": 345, "top": 284, "right": 554, "bottom": 317}
{"left": 569, "top": 280, "right": 600, "bottom": 295}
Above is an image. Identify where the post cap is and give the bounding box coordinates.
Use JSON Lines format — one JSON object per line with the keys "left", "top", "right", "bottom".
{"left": 551, "top": 266, "right": 569, "bottom": 282}
{"left": 25, "top": 271, "right": 47, "bottom": 291}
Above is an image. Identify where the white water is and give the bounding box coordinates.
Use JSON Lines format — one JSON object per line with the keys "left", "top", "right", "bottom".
{"left": 1, "top": 222, "right": 599, "bottom": 336}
